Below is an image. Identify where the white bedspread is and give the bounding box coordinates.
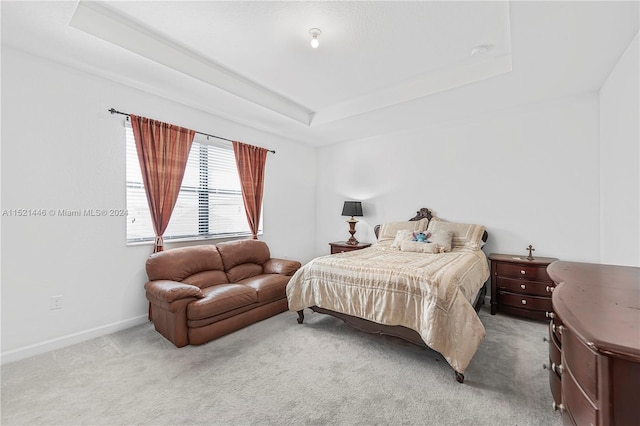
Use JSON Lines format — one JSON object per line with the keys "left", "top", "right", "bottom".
{"left": 286, "top": 241, "right": 490, "bottom": 373}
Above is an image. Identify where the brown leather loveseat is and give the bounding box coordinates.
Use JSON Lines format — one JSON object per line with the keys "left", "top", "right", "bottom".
{"left": 144, "top": 239, "right": 301, "bottom": 347}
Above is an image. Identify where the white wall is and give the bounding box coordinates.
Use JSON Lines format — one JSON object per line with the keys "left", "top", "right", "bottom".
{"left": 316, "top": 94, "right": 601, "bottom": 262}
{"left": 3, "top": 31, "right": 637, "bottom": 363}
{"left": 0, "top": 48, "right": 317, "bottom": 363}
{"left": 599, "top": 33, "right": 640, "bottom": 267}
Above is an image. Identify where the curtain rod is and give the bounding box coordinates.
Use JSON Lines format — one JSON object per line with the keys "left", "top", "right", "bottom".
{"left": 108, "top": 108, "right": 275, "bottom": 154}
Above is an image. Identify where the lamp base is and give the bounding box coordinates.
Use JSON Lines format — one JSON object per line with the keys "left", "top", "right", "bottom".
{"left": 346, "top": 217, "right": 359, "bottom": 245}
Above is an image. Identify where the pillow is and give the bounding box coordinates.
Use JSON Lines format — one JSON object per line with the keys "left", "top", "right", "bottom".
{"left": 400, "top": 241, "right": 440, "bottom": 253}
{"left": 427, "top": 229, "right": 453, "bottom": 252}
{"left": 378, "top": 218, "right": 428, "bottom": 242}
{"left": 391, "top": 229, "right": 415, "bottom": 248}
{"left": 426, "top": 219, "right": 485, "bottom": 250}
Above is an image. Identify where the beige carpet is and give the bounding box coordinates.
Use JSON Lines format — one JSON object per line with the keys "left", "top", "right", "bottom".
{"left": 1, "top": 304, "right": 562, "bottom": 425}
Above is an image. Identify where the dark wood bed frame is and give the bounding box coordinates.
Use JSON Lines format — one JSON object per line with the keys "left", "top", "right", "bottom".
{"left": 296, "top": 208, "right": 489, "bottom": 384}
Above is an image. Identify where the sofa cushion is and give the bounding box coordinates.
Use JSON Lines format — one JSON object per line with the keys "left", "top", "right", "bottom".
{"left": 225, "top": 263, "right": 263, "bottom": 283}
{"left": 187, "top": 303, "right": 258, "bottom": 329}
{"left": 144, "top": 280, "right": 204, "bottom": 303}
{"left": 187, "top": 284, "right": 257, "bottom": 320}
{"left": 146, "top": 245, "right": 225, "bottom": 282}
{"left": 217, "top": 239, "right": 271, "bottom": 281}
{"left": 182, "top": 270, "right": 229, "bottom": 289}
{"left": 238, "top": 274, "right": 290, "bottom": 303}
{"left": 263, "top": 258, "right": 302, "bottom": 276}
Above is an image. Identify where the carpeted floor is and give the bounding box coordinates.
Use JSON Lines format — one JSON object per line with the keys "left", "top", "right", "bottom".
{"left": 1, "top": 304, "right": 562, "bottom": 425}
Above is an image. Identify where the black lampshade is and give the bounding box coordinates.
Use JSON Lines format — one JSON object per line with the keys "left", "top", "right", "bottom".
{"left": 341, "top": 201, "right": 363, "bottom": 217}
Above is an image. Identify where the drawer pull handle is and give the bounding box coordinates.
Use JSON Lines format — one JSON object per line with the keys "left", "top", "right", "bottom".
{"left": 520, "top": 284, "right": 526, "bottom": 290}
{"left": 521, "top": 299, "right": 527, "bottom": 305}
{"left": 520, "top": 270, "right": 526, "bottom": 275}
{"left": 552, "top": 402, "right": 565, "bottom": 413}
{"left": 546, "top": 311, "right": 555, "bottom": 319}
{"left": 544, "top": 362, "right": 564, "bottom": 375}
{"left": 546, "top": 286, "right": 555, "bottom": 293}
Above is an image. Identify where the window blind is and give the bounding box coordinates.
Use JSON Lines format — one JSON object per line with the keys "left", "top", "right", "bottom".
{"left": 125, "top": 122, "right": 261, "bottom": 243}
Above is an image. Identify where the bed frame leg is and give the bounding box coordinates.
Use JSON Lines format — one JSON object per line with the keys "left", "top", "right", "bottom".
{"left": 455, "top": 371, "right": 465, "bottom": 383}
{"left": 296, "top": 310, "right": 304, "bottom": 324}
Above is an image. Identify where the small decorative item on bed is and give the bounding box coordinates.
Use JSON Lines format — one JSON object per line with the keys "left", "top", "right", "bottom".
{"left": 286, "top": 207, "right": 489, "bottom": 383}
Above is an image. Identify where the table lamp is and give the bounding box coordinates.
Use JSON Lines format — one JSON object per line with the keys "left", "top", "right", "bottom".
{"left": 341, "top": 201, "right": 363, "bottom": 245}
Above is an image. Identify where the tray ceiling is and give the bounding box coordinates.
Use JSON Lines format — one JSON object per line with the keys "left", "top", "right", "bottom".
{"left": 1, "top": 1, "right": 638, "bottom": 146}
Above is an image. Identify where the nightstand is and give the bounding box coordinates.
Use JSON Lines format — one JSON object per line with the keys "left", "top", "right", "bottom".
{"left": 329, "top": 241, "right": 372, "bottom": 254}
{"left": 489, "top": 253, "right": 558, "bottom": 321}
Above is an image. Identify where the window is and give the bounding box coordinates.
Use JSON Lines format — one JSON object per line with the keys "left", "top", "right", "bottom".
{"left": 125, "top": 121, "right": 261, "bottom": 244}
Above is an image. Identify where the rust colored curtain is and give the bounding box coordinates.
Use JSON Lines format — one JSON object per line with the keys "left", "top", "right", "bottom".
{"left": 232, "top": 141, "right": 268, "bottom": 239}
{"left": 130, "top": 115, "right": 195, "bottom": 252}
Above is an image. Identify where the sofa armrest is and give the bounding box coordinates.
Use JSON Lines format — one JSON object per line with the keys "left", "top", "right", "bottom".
{"left": 144, "top": 280, "right": 204, "bottom": 303}
{"left": 263, "top": 258, "right": 302, "bottom": 276}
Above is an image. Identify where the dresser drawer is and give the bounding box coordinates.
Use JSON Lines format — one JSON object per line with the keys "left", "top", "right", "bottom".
{"left": 497, "top": 292, "right": 552, "bottom": 312}
{"left": 549, "top": 322, "right": 562, "bottom": 367}
{"left": 549, "top": 367, "right": 562, "bottom": 407}
{"left": 563, "top": 365, "right": 599, "bottom": 426}
{"left": 563, "top": 327, "right": 598, "bottom": 403}
{"left": 496, "top": 262, "right": 552, "bottom": 281}
{"left": 331, "top": 245, "right": 357, "bottom": 254}
{"left": 552, "top": 315, "right": 564, "bottom": 344}
{"left": 496, "top": 277, "right": 553, "bottom": 296}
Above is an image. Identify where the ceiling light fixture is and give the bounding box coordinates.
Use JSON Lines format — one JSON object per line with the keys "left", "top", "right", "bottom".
{"left": 309, "top": 28, "right": 321, "bottom": 49}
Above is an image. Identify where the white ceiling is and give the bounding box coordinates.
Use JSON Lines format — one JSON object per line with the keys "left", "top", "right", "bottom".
{"left": 1, "top": 1, "right": 638, "bottom": 147}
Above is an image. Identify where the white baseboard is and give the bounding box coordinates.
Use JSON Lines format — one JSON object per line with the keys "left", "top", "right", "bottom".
{"left": 1, "top": 315, "right": 149, "bottom": 365}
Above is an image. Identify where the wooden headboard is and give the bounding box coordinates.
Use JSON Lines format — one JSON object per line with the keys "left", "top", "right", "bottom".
{"left": 373, "top": 207, "right": 488, "bottom": 243}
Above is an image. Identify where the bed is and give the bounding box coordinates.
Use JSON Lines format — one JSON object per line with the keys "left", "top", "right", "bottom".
{"left": 286, "top": 208, "right": 490, "bottom": 383}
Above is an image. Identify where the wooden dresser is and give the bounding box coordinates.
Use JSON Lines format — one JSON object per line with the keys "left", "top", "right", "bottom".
{"left": 546, "top": 261, "right": 640, "bottom": 426}
{"left": 489, "top": 253, "right": 558, "bottom": 321}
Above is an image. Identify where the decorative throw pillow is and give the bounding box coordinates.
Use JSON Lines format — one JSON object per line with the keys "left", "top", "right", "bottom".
{"left": 426, "top": 219, "right": 485, "bottom": 250}
{"left": 378, "top": 218, "right": 428, "bottom": 242}
{"left": 426, "top": 229, "right": 453, "bottom": 252}
{"left": 391, "top": 229, "right": 415, "bottom": 248}
{"left": 400, "top": 241, "right": 440, "bottom": 253}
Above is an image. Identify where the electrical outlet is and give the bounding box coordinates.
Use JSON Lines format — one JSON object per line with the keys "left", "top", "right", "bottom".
{"left": 50, "top": 295, "right": 63, "bottom": 310}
